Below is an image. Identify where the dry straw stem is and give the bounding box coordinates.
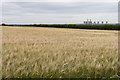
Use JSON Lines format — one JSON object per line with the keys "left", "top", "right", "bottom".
{"left": 2, "top": 26, "right": 118, "bottom": 78}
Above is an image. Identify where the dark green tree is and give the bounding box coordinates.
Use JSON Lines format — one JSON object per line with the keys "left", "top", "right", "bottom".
{"left": 2, "top": 23, "right": 6, "bottom": 26}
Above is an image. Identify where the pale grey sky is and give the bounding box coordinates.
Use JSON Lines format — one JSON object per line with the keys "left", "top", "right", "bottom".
{"left": 2, "top": 1, "right": 119, "bottom": 24}
{"left": 1, "top": 0, "right": 119, "bottom": 2}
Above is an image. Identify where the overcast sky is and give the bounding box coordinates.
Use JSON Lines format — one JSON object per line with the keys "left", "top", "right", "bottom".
{"left": 1, "top": 0, "right": 119, "bottom": 24}
{"left": 1, "top": 0, "right": 119, "bottom": 2}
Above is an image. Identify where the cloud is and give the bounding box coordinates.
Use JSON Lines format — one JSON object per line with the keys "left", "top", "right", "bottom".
{"left": 3, "top": 2, "right": 117, "bottom": 14}
{"left": 2, "top": 0, "right": 119, "bottom": 2}
{"left": 2, "top": 2, "right": 118, "bottom": 24}
{"left": 3, "top": 13, "right": 117, "bottom": 24}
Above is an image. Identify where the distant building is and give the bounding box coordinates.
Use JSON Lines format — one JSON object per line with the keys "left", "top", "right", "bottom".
{"left": 97, "top": 21, "right": 99, "bottom": 24}
{"left": 84, "top": 19, "right": 108, "bottom": 25}
{"left": 102, "top": 21, "right": 104, "bottom": 24}
{"left": 93, "top": 21, "right": 96, "bottom": 24}
{"left": 106, "top": 21, "right": 108, "bottom": 24}
{"left": 84, "top": 19, "right": 92, "bottom": 25}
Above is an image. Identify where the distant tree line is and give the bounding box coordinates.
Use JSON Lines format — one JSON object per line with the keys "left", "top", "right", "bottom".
{"left": 1, "top": 23, "right": 120, "bottom": 30}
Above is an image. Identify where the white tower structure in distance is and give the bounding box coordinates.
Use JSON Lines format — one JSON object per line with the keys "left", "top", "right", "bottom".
{"left": 102, "top": 21, "right": 104, "bottom": 24}
{"left": 106, "top": 21, "right": 108, "bottom": 24}
{"left": 97, "top": 21, "right": 99, "bottom": 24}
{"left": 84, "top": 19, "right": 93, "bottom": 25}
{"left": 83, "top": 19, "right": 108, "bottom": 25}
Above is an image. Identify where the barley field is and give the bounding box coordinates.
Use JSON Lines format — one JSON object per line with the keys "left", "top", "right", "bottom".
{"left": 2, "top": 26, "right": 118, "bottom": 78}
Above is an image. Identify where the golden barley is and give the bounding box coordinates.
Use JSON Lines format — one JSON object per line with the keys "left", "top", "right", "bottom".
{"left": 2, "top": 26, "right": 118, "bottom": 78}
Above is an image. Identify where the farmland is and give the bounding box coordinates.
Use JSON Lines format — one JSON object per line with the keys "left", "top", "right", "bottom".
{"left": 2, "top": 26, "right": 118, "bottom": 78}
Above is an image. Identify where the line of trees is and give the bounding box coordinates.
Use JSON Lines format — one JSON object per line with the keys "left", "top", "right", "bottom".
{"left": 1, "top": 23, "right": 120, "bottom": 30}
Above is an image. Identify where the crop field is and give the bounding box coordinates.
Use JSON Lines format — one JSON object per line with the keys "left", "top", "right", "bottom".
{"left": 2, "top": 26, "right": 118, "bottom": 78}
